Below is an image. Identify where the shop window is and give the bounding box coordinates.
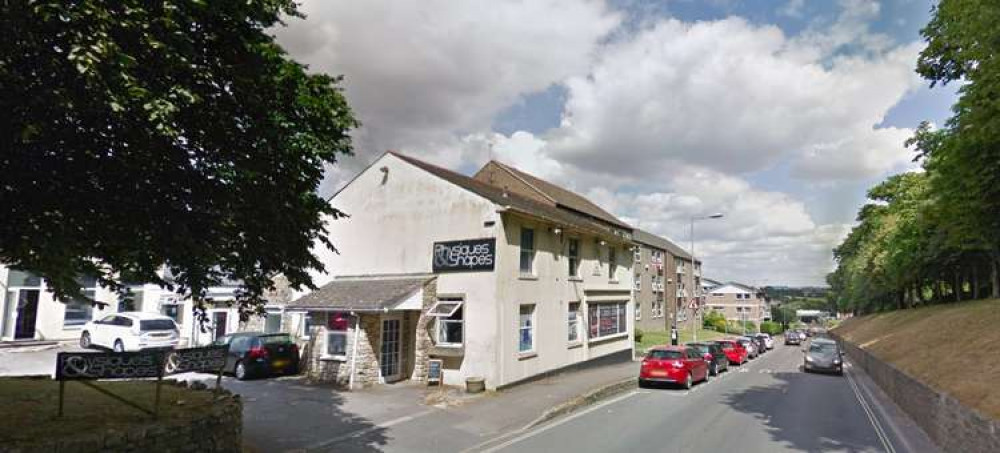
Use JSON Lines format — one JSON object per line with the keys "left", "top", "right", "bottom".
{"left": 519, "top": 228, "right": 535, "bottom": 275}
{"left": 589, "top": 302, "right": 627, "bottom": 339}
{"left": 326, "top": 312, "right": 350, "bottom": 358}
{"left": 64, "top": 275, "right": 98, "bottom": 327}
{"left": 567, "top": 302, "right": 581, "bottom": 343}
{"left": 428, "top": 297, "right": 464, "bottom": 347}
{"left": 519, "top": 305, "right": 534, "bottom": 353}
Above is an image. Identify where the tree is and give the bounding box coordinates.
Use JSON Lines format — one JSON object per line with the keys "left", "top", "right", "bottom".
{"left": 0, "top": 1, "right": 358, "bottom": 319}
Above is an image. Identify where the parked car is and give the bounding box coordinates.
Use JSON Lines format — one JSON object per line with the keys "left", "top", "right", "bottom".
{"left": 713, "top": 339, "right": 748, "bottom": 365}
{"left": 755, "top": 333, "right": 774, "bottom": 350}
{"left": 686, "top": 341, "right": 730, "bottom": 376}
{"left": 785, "top": 331, "right": 802, "bottom": 345}
{"left": 798, "top": 330, "right": 808, "bottom": 341}
{"left": 739, "top": 337, "right": 760, "bottom": 358}
{"left": 803, "top": 338, "right": 843, "bottom": 375}
{"left": 748, "top": 334, "right": 768, "bottom": 353}
{"left": 736, "top": 337, "right": 758, "bottom": 359}
{"left": 80, "top": 312, "right": 180, "bottom": 352}
{"left": 639, "top": 346, "right": 711, "bottom": 389}
{"left": 215, "top": 332, "right": 300, "bottom": 380}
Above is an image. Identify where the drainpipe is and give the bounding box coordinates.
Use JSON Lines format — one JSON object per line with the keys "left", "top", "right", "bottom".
{"left": 348, "top": 311, "right": 361, "bottom": 391}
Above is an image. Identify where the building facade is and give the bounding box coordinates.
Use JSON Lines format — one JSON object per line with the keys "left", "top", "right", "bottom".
{"left": 0, "top": 265, "right": 289, "bottom": 346}
{"left": 704, "top": 282, "right": 768, "bottom": 326}
{"left": 287, "top": 152, "right": 635, "bottom": 390}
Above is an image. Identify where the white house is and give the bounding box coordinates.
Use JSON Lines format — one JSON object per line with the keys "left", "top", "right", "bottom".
{"left": 0, "top": 265, "right": 287, "bottom": 347}
{"left": 285, "top": 152, "right": 636, "bottom": 390}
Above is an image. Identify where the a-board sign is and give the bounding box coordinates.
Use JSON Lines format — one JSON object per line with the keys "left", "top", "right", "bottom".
{"left": 163, "top": 345, "right": 229, "bottom": 375}
{"left": 56, "top": 351, "right": 163, "bottom": 380}
{"left": 427, "top": 359, "right": 443, "bottom": 384}
{"left": 432, "top": 238, "right": 496, "bottom": 272}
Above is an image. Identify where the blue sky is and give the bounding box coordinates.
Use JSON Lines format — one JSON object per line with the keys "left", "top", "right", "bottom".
{"left": 278, "top": 0, "right": 957, "bottom": 286}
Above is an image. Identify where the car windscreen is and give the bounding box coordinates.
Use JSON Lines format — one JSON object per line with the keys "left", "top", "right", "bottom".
{"left": 688, "top": 345, "right": 709, "bottom": 354}
{"left": 140, "top": 319, "right": 176, "bottom": 331}
{"left": 260, "top": 334, "right": 293, "bottom": 345}
{"left": 809, "top": 343, "right": 838, "bottom": 354}
{"left": 647, "top": 350, "right": 683, "bottom": 360}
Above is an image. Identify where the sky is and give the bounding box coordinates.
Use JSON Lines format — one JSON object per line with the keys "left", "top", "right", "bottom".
{"left": 273, "top": 0, "right": 957, "bottom": 287}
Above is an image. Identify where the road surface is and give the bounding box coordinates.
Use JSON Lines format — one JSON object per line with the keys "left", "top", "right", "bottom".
{"left": 476, "top": 342, "right": 933, "bottom": 453}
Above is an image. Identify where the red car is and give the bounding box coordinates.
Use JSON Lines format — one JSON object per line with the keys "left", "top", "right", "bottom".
{"left": 638, "top": 346, "right": 710, "bottom": 389}
{"left": 714, "top": 339, "right": 748, "bottom": 366}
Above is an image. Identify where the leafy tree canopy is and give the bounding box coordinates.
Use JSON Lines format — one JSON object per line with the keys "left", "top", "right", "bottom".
{"left": 0, "top": 1, "right": 357, "bottom": 319}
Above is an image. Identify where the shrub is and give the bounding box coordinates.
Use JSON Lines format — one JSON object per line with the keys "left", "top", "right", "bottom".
{"left": 760, "top": 321, "right": 782, "bottom": 335}
{"left": 634, "top": 328, "right": 644, "bottom": 343}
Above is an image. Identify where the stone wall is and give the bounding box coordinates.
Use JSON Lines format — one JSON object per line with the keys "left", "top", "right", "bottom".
{"left": 411, "top": 279, "right": 438, "bottom": 381}
{"left": 304, "top": 313, "right": 380, "bottom": 388}
{"left": 3, "top": 381, "right": 242, "bottom": 453}
{"left": 836, "top": 335, "right": 1000, "bottom": 453}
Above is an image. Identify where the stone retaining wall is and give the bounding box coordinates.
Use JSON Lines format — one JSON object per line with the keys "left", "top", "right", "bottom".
{"left": 2, "top": 381, "right": 242, "bottom": 453}
{"left": 835, "top": 335, "right": 1000, "bottom": 453}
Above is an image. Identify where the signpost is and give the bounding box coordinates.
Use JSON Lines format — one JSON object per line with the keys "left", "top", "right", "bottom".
{"left": 432, "top": 238, "right": 496, "bottom": 272}
{"left": 55, "top": 345, "right": 229, "bottom": 419}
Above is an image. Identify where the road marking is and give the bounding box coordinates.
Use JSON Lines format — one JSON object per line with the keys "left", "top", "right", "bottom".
{"left": 305, "top": 408, "right": 437, "bottom": 451}
{"left": 469, "top": 390, "right": 641, "bottom": 453}
{"left": 845, "top": 365, "right": 896, "bottom": 453}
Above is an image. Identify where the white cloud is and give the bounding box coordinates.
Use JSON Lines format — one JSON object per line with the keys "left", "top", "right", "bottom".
{"left": 778, "top": 0, "right": 805, "bottom": 18}
{"left": 275, "top": 0, "right": 620, "bottom": 161}
{"left": 547, "top": 10, "right": 923, "bottom": 181}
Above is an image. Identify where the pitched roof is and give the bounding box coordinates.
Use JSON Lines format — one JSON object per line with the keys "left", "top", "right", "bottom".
{"left": 482, "top": 161, "right": 632, "bottom": 229}
{"left": 388, "top": 152, "right": 632, "bottom": 242}
{"left": 633, "top": 229, "right": 692, "bottom": 260}
{"left": 287, "top": 275, "right": 434, "bottom": 311}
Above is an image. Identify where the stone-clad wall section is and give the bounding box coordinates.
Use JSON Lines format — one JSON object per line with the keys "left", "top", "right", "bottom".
{"left": 835, "top": 335, "right": 1000, "bottom": 453}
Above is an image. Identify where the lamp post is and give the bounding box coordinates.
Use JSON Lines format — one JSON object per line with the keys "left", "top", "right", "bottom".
{"left": 689, "top": 213, "right": 723, "bottom": 343}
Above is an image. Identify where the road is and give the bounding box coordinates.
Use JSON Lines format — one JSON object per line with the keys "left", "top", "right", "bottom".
{"left": 476, "top": 343, "right": 928, "bottom": 453}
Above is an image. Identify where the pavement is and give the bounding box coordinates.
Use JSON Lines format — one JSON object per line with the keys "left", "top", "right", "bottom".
{"left": 0, "top": 341, "right": 942, "bottom": 452}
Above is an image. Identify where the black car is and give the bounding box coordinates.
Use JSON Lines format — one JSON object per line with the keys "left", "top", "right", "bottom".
{"left": 785, "top": 331, "right": 802, "bottom": 345}
{"left": 803, "top": 338, "right": 843, "bottom": 375}
{"left": 215, "top": 332, "right": 301, "bottom": 380}
{"left": 686, "top": 342, "right": 730, "bottom": 376}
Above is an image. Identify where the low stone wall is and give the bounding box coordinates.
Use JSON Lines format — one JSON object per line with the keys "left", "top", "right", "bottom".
{"left": 836, "top": 335, "right": 1000, "bottom": 453}
{"left": 3, "top": 381, "right": 242, "bottom": 453}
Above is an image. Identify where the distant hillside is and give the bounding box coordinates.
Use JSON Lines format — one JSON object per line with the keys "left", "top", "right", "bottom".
{"left": 833, "top": 299, "right": 1000, "bottom": 419}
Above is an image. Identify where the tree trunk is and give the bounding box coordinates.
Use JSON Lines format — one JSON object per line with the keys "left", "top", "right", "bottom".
{"left": 918, "top": 280, "right": 929, "bottom": 304}
{"left": 972, "top": 266, "right": 980, "bottom": 300}
{"left": 934, "top": 279, "right": 943, "bottom": 302}
{"left": 954, "top": 270, "right": 962, "bottom": 302}
{"left": 992, "top": 257, "right": 1000, "bottom": 300}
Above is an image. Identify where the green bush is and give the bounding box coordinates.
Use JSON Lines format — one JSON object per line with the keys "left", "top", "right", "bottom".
{"left": 760, "top": 321, "right": 782, "bottom": 335}
{"left": 634, "top": 328, "right": 644, "bottom": 343}
{"left": 703, "top": 310, "right": 728, "bottom": 332}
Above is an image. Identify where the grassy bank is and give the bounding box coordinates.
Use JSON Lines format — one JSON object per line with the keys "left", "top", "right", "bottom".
{"left": 833, "top": 298, "right": 1000, "bottom": 419}
{"left": 0, "top": 377, "right": 217, "bottom": 444}
{"left": 636, "top": 328, "right": 728, "bottom": 353}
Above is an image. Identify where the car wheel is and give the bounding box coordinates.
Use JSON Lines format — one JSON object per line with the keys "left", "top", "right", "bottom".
{"left": 711, "top": 362, "right": 718, "bottom": 376}
{"left": 113, "top": 339, "right": 125, "bottom": 353}
{"left": 637, "top": 378, "right": 647, "bottom": 389}
{"left": 80, "top": 332, "right": 91, "bottom": 349}
{"left": 235, "top": 361, "right": 248, "bottom": 380}
{"left": 684, "top": 372, "right": 693, "bottom": 390}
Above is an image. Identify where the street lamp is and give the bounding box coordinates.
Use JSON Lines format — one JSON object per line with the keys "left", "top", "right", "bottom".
{"left": 689, "top": 213, "right": 723, "bottom": 343}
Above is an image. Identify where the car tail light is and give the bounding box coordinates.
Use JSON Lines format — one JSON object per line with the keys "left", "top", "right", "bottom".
{"left": 249, "top": 346, "right": 269, "bottom": 359}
